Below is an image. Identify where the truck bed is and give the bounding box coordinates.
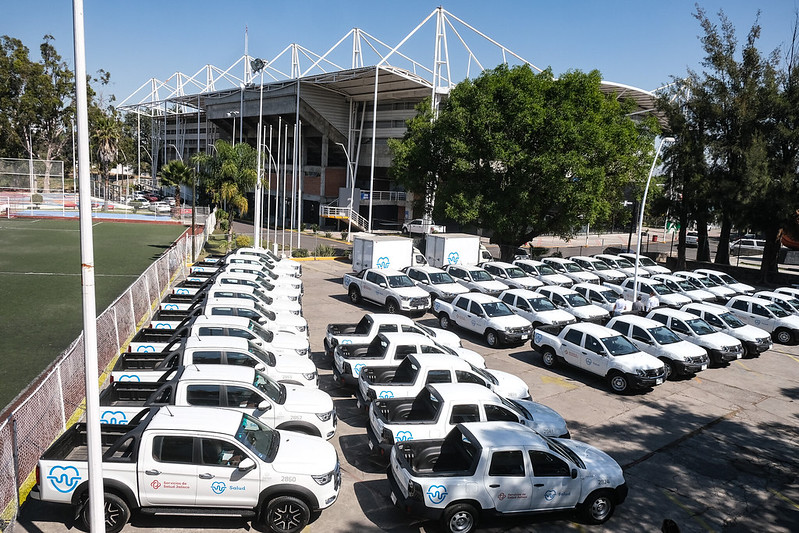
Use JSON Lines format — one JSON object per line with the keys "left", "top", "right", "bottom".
{"left": 375, "top": 395, "right": 438, "bottom": 424}
{"left": 360, "top": 366, "right": 414, "bottom": 385}
{"left": 99, "top": 382, "right": 161, "bottom": 406}
{"left": 327, "top": 323, "right": 358, "bottom": 336}
{"left": 41, "top": 422, "right": 138, "bottom": 461}
{"left": 114, "top": 351, "right": 176, "bottom": 371}
{"left": 395, "top": 435, "right": 479, "bottom": 476}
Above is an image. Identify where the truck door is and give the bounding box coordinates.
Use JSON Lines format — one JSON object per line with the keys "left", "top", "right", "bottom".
{"left": 580, "top": 334, "right": 609, "bottom": 376}
{"left": 194, "top": 437, "right": 261, "bottom": 507}
{"left": 452, "top": 297, "right": 471, "bottom": 329}
{"left": 364, "top": 271, "right": 386, "bottom": 304}
{"left": 469, "top": 301, "right": 489, "bottom": 333}
{"left": 484, "top": 449, "right": 533, "bottom": 512}
{"left": 560, "top": 329, "right": 584, "bottom": 367}
{"left": 138, "top": 434, "right": 198, "bottom": 506}
{"left": 527, "top": 450, "right": 580, "bottom": 510}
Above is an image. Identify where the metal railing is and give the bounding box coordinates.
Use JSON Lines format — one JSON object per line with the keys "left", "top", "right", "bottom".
{"left": 319, "top": 205, "right": 368, "bottom": 230}
{"left": 369, "top": 191, "right": 406, "bottom": 202}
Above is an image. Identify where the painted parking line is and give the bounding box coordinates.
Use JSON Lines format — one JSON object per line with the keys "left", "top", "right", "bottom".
{"left": 734, "top": 360, "right": 757, "bottom": 373}
{"left": 661, "top": 488, "right": 716, "bottom": 532}
{"left": 540, "top": 374, "right": 579, "bottom": 390}
{"left": 768, "top": 488, "right": 799, "bottom": 511}
{"left": 771, "top": 350, "right": 799, "bottom": 364}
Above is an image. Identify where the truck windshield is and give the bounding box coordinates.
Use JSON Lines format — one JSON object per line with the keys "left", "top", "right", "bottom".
{"left": 253, "top": 288, "right": 275, "bottom": 304}
{"left": 254, "top": 303, "right": 276, "bottom": 322}
{"left": 598, "top": 289, "right": 618, "bottom": 302}
{"left": 717, "top": 273, "right": 738, "bottom": 285}
{"left": 638, "top": 256, "right": 658, "bottom": 267}
{"left": 248, "top": 321, "right": 274, "bottom": 342}
{"left": 429, "top": 272, "right": 456, "bottom": 284}
{"left": 542, "top": 434, "right": 585, "bottom": 469}
{"left": 564, "top": 262, "right": 583, "bottom": 273}
{"left": 687, "top": 319, "right": 715, "bottom": 335}
{"left": 601, "top": 335, "right": 640, "bottom": 356}
{"left": 483, "top": 302, "right": 514, "bottom": 317}
{"left": 528, "top": 297, "right": 556, "bottom": 312}
{"left": 564, "top": 293, "right": 590, "bottom": 308}
{"left": 615, "top": 258, "right": 635, "bottom": 269}
{"left": 697, "top": 275, "right": 720, "bottom": 288}
{"left": 248, "top": 342, "right": 277, "bottom": 366}
{"left": 719, "top": 312, "right": 745, "bottom": 329}
{"left": 388, "top": 275, "right": 416, "bottom": 288}
{"left": 591, "top": 261, "right": 610, "bottom": 271}
{"left": 470, "top": 364, "right": 499, "bottom": 385}
{"left": 236, "top": 414, "right": 279, "bottom": 462}
{"left": 253, "top": 371, "right": 286, "bottom": 404}
{"left": 766, "top": 303, "right": 790, "bottom": 318}
{"left": 648, "top": 326, "right": 681, "bottom": 345}
{"left": 506, "top": 267, "right": 528, "bottom": 279}
{"left": 470, "top": 270, "right": 493, "bottom": 282}
{"left": 652, "top": 283, "right": 674, "bottom": 295}
{"left": 537, "top": 264, "right": 558, "bottom": 276}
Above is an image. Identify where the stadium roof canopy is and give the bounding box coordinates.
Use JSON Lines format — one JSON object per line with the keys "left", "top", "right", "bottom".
{"left": 118, "top": 7, "right": 664, "bottom": 126}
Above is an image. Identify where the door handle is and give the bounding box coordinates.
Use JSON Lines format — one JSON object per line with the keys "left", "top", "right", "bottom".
{"left": 534, "top": 483, "right": 545, "bottom": 487}
{"left": 199, "top": 473, "right": 215, "bottom": 479}
{"left": 488, "top": 484, "right": 500, "bottom": 488}
{"left": 144, "top": 470, "right": 161, "bottom": 475}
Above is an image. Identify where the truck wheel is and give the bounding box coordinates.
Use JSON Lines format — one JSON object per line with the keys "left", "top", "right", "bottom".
{"left": 607, "top": 372, "right": 630, "bottom": 394}
{"left": 485, "top": 329, "right": 499, "bottom": 347}
{"left": 80, "top": 492, "right": 130, "bottom": 533}
{"left": 541, "top": 347, "right": 557, "bottom": 368}
{"left": 439, "top": 313, "right": 452, "bottom": 329}
{"left": 775, "top": 328, "right": 793, "bottom": 345}
{"left": 386, "top": 298, "right": 399, "bottom": 314}
{"left": 441, "top": 502, "right": 478, "bottom": 533}
{"left": 660, "top": 358, "right": 674, "bottom": 381}
{"left": 348, "top": 286, "right": 361, "bottom": 304}
{"left": 264, "top": 495, "right": 310, "bottom": 533}
{"left": 402, "top": 226, "right": 409, "bottom": 235}
{"left": 578, "top": 490, "right": 616, "bottom": 524}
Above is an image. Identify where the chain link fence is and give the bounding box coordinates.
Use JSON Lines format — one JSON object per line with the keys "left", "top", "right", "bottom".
{"left": 0, "top": 211, "right": 215, "bottom": 531}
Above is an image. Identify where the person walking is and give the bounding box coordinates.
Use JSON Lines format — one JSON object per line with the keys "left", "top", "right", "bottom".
{"left": 613, "top": 295, "right": 626, "bottom": 316}
{"left": 646, "top": 290, "right": 660, "bottom": 312}
{"left": 632, "top": 295, "right": 645, "bottom": 313}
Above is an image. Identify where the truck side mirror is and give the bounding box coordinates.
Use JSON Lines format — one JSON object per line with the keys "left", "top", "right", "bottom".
{"left": 255, "top": 363, "right": 267, "bottom": 372}
{"left": 237, "top": 457, "right": 256, "bottom": 472}
{"left": 257, "top": 400, "right": 272, "bottom": 412}
{"left": 571, "top": 468, "right": 578, "bottom": 479}
{"left": 379, "top": 282, "right": 388, "bottom": 288}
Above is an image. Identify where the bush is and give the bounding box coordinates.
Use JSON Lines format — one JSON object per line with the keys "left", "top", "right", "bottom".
{"left": 314, "top": 244, "right": 335, "bottom": 257}
{"left": 235, "top": 234, "right": 252, "bottom": 249}
{"left": 324, "top": 231, "right": 332, "bottom": 239}
{"left": 219, "top": 219, "right": 230, "bottom": 232}
{"left": 300, "top": 222, "right": 307, "bottom": 232}
{"left": 31, "top": 193, "right": 43, "bottom": 205}
{"left": 310, "top": 224, "right": 319, "bottom": 234}
{"left": 341, "top": 231, "right": 349, "bottom": 241}
{"left": 292, "top": 248, "right": 309, "bottom": 258}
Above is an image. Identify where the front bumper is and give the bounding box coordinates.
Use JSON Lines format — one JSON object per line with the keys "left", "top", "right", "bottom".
{"left": 629, "top": 372, "right": 666, "bottom": 388}
{"left": 743, "top": 339, "right": 772, "bottom": 355}
{"left": 673, "top": 357, "right": 709, "bottom": 375}
{"left": 499, "top": 329, "right": 532, "bottom": 345}
{"left": 399, "top": 298, "right": 430, "bottom": 311}
{"left": 708, "top": 348, "right": 743, "bottom": 364}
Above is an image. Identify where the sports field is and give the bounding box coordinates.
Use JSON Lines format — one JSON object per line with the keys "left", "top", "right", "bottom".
{"left": 0, "top": 218, "right": 187, "bottom": 409}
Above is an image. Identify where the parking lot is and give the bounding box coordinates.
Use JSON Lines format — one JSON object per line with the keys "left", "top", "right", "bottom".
{"left": 17, "top": 258, "right": 799, "bottom": 533}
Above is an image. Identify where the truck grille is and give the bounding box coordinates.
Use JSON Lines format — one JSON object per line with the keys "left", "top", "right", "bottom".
{"left": 644, "top": 368, "right": 664, "bottom": 377}
{"left": 410, "top": 298, "right": 428, "bottom": 306}
{"left": 507, "top": 326, "right": 531, "bottom": 334}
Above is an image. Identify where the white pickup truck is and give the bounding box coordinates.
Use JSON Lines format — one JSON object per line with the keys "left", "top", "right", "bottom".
{"left": 150, "top": 301, "right": 307, "bottom": 337}
{"left": 499, "top": 289, "right": 577, "bottom": 328}
{"left": 433, "top": 293, "right": 533, "bottom": 347}
{"left": 726, "top": 295, "right": 799, "bottom": 344}
{"left": 344, "top": 268, "right": 431, "bottom": 315}
{"left": 367, "top": 383, "right": 570, "bottom": 456}
{"left": 481, "top": 261, "right": 544, "bottom": 290}
{"left": 606, "top": 315, "right": 709, "bottom": 380}
{"left": 646, "top": 308, "right": 744, "bottom": 365}
{"left": 30, "top": 406, "right": 339, "bottom": 533}
{"left": 388, "top": 422, "right": 628, "bottom": 532}
{"left": 694, "top": 268, "right": 755, "bottom": 295}
{"left": 128, "top": 315, "right": 310, "bottom": 358}
{"left": 402, "top": 218, "right": 446, "bottom": 235}
{"left": 403, "top": 265, "right": 470, "bottom": 303}
{"left": 113, "top": 337, "right": 319, "bottom": 387}
{"left": 681, "top": 302, "right": 773, "bottom": 357}
{"left": 235, "top": 246, "right": 302, "bottom": 276}
{"left": 101, "top": 365, "right": 336, "bottom": 439}
{"left": 324, "top": 313, "right": 461, "bottom": 356}
{"left": 532, "top": 323, "right": 666, "bottom": 394}
{"left": 536, "top": 286, "right": 610, "bottom": 322}
{"left": 332, "top": 332, "right": 485, "bottom": 386}
{"left": 444, "top": 264, "right": 510, "bottom": 297}
{"left": 618, "top": 278, "right": 692, "bottom": 309}
{"left": 355, "top": 353, "right": 531, "bottom": 409}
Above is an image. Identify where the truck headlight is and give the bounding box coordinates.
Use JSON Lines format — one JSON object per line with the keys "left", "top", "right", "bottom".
{"left": 316, "top": 410, "right": 334, "bottom": 422}
{"left": 296, "top": 325, "right": 307, "bottom": 333}
{"left": 312, "top": 469, "right": 335, "bottom": 485}
{"left": 302, "top": 372, "right": 317, "bottom": 381}
{"left": 400, "top": 295, "right": 411, "bottom": 301}
{"left": 636, "top": 369, "right": 647, "bottom": 377}
{"left": 296, "top": 348, "right": 309, "bottom": 356}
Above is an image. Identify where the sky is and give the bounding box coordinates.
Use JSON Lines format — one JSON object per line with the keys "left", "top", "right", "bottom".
{"left": 3, "top": 0, "right": 799, "bottom": 106}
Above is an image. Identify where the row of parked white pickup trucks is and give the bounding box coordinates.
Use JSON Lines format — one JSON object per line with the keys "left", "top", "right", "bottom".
{"left": 30, "top": 248, "right": 349, "bottom": 533}
{"left": 324, "top": 312, "right": 629, "bottom": 530}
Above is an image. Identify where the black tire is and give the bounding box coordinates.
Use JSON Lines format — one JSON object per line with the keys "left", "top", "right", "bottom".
{"left": 578, "top": 490, "right": 616, "bottom": 525}
{"left": 348, "top": 286, "right": 361, "bottom": 304}
{"left": 386, "top": 298, "right": 399, "bottom": 314}
{"left": 439, "top": 313, "right": 452, "bottom": 330}
{"left": 79, "top": 492, "right": 130, "bottom": 533}
{"left": 607, "top": 372, "right": 630, "bottom": 394}
{"left": 485, "top": 329, "right": 499, "bottom": 347}
{"left": 264, "top": 495, "right": 311, "bottom": 533}
{"left": 541, "top": 347, "right": 557, "bottom": 368}
{"left": 441, "top": 502, "right": 479, "bottom": 533}
{"left": 660, "top": 358, "right": 674, "bottom": 381}
{"left": 402, "top": 227, "right": 409, "bottom": 235}
{"left": 775, "top": 328, "right": 793, "bottom": 345}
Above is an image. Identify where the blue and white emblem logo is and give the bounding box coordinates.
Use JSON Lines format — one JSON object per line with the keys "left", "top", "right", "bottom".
{"left": 427, "top": 485, "right": 448, "bottom": 504}
{"left": 211, "top": 481, "right": 226, "bottom": 494}
{"left": 447, "top": 252, "right": 460, "bottom": 264}
{"left": 376, "top": 257, "right": 391, "bottom": 269}
{"left": 47, "top": 466, "right": 81, "bottom": 493}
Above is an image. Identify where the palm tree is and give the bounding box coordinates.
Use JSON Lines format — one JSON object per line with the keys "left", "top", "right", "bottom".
{"left": 160, "top": 160, "right": 193, "bottom": 209}
{"left": 92, "top": 115, "right": 120, "bottom": 202}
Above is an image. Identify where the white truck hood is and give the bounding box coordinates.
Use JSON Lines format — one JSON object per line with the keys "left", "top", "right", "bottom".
{"left": 516, "top": 400, "right": 569, "bottom": 438}
{"left": 283, "top": 386, "right": 334, "bottom": 414}
{"left": 475, "top": 280, "right": 509, "bottom": 292}
{"left": 613, "top": 351, "right": 664, "bottom": 373}
{"left": 453, "top": 347, "right": 486, "bottom": 368}
{"left": 660, "top": 293, "right": 692, "bottom": 307}
{"left": 562, "top": 438, "right": 624, "bottom": 484}
{"left": 660, "top": 340, "right": 707, "bottom": 361}
{"left": 435, "top": 282, "right": 469, "bottom": 295}
{"left": 494, "top": 314, "right": 533, "bottom": 330}
{"left": 538, "top": 309, "right": 578, "bottom": 326}
{"left": 725, "top": 324, "right": 771, "bottom": 342}
{"left": 394, "top": 286, "right": 430, "bottom": 299}
{"left": 427, "top": 328, "right": 462, "bottom": 349}
{"left": 696, "top": 331, "right": 742, "bottom": 350}
{"left": 542, "top": 273, "right": 573, "bottom": 286}
{"left": 265, "top": 331, "right": 311, "bottom": 353}
{"left": 729, "top": 282, "right": 755, "bottom": 294}
{"left": 685, "top": 289, "right": 716, "bottom": 302}
{"left": 514, "top": 277, "right": 543, "bottom": 289}
{"left": 571, "top": 272, "right": 600, "bottom": 283}
{"left": 272, "top": 432, "right": 337, "bottom": 475}
{"left": 271, "top": 354, "right": 317, "bottom": 376}
{"left": 485, "top": 369, "right": 530, "bottom": 399}
{"left": 571, "top": 305, "right": 609, "bottom": 321}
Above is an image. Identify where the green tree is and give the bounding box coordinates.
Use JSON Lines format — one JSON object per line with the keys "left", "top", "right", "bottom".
{"left": 92, "top": 115, "right": 120, "bottom": 201}
{"left": 160, "top": 160, "right": 193, "bottom": 209}
{"left": 390, "top": 64, "right": 657, "bottom": 260}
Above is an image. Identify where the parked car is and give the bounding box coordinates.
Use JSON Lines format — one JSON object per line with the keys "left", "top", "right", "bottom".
{"left": 481, "top": 261, "right": 544, "bottom": 290}
{"left": 403, "top": 265, "right": 470, "bottom": 303}
{"left": 672, "top": 271, "right": 736, "bottom": 302}
{"left": 693, "top": 269, "right": 755, "bottom": 295}
{"left": 681, "top": 302, "right": 772, "bottom": 357}
{"left": 685, "top": 231, "right": 699, "bottom": 247}
{"left": 434, "top": 293, "right": 533, "bottom": 347}
{"left": 569, "top": 256, "right": 627, "bottom": 285}
{"left": 646, "top": 308, "right": 744, "bottom": 366}
{"left": 402, "top": 219, "right": 446, "bottom": 235}
{"left": 754, "top": 290, "right": 799, "bottom": 315}
{"left": 444, "top": 264, "right": 509, "bottom": 297}
{"left": 592, "top": 254, "right": 648, "bottom": 278}
{"left": 499, "top": 288, "right": 577, "bottom": 328}
{"left": 651, "top": 274, "right": 716, "bottom": 303}
{"left": 725, "top": 295, "right": 799, "bottom": 344}
{"left": 541, "top": 257, "right": 601, "bottom": 285}
{"left": 536, "top": 286, "right": 610, "bottom": 322}
{"left": 572, "top": 283, "right": 630, "bottom": 314}
{"left": 729, "top": 238, "right": 766, "bottom": 255}
{"left": 618, "top": 253, "right": 671, "bottom": 275}
{"left": 513, "top": 259, "right": 574, "bottom": 287}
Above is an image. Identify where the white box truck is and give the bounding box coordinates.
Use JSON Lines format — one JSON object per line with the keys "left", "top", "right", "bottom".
{"left": 425, "top": 233, "right": 481, "bottom": 268}
{"left": 352, "top": 234, "right": 415, "bottom": 272}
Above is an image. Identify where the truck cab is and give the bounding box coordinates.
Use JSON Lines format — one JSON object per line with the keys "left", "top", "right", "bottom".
{"left": 513, "top": 258, "right": 574, "bottom": 287}
{"left": 591, "top": 254, "right": 646, "bottom": 279}
{"left": 569, "top": 256, "right": 627, "bottom": 285}
{"left": 541, "top": 257, "right": 601, "bottom": 285}
{"left": 619, "top": 253, "right": 671, "bottom": 275}
{"left": 499, "top": 288, "right": 576, "bottom": 328}
{"left": 681, "top": 302, "right": 772, "bottom": 356}
{"left": 572, "top": 283, "right": 629, "bottom": 314}
{"left": 482, "top": 261, "right": 544, "bottom": 291}
{"left": 753, "top": 290, "right": 799, "bottom": 315}
{"left": 694, "top": 269, "right": 755, "bottom": 295}
{"left": 646, "top": 307, "right": 744, "bottom": 365}
{"left": 344, "top": 268, "right": 431, "bottom": 315}
{"left": 444, "top": 264, "right": 509, "bottom": 297}
{"left": 725, "top": 295, "right": 799, "bottom": 344}
{"left": 404, "top": 265, "right": 470, "bottom": 303}
{"left": 652, "top": 274, "right": 716, "bottom": 303}
{"left": 672, "top": 271, "right": 735, "bottom": 302}
{"left": 619, "top": 278, "right": 692, "bottom": 309}
{"left": 536, "top": 286, "right": 610, "bottom": 322}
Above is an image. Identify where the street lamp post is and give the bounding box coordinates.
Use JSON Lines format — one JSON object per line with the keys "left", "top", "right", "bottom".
{"left": 227, "top": 111, "right": 240, "bottom": 145}
{"left": 251, "top": 58, "right": 266, "bottom": 249}
{"left": 336, "top": 142, "right": 357, "bottom": 240}
{"left": 633, "top": 136, "right": 675, "bottom": 304}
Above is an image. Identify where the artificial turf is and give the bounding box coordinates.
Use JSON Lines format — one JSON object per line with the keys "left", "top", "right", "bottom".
{"left": 0, "top": 218, "right": 186, "bottom": 409}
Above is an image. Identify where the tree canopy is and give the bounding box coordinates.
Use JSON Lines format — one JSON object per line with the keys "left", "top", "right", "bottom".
{"left": 389, "top": 64, "right": 658, "bottom": 259}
